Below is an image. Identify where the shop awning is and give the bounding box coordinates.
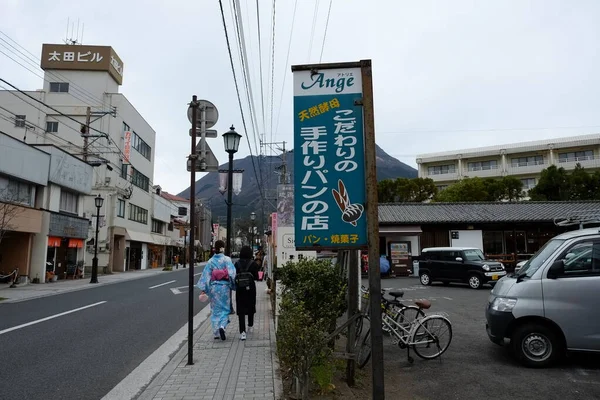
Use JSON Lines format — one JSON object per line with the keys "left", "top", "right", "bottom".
{"left": 48, "top": 237, "right": 62, "bottom": 247}
{"left": 379, "top": 226, "right": 422, "bottom": 234}
{"left": 126, "top": 230, "right": 156, "bottom": 244}
{"left": 68, "top": 238, "right": 84, "bottom": 248}
{"left": 151, "top": 234, "right": 171, "bottom": 246}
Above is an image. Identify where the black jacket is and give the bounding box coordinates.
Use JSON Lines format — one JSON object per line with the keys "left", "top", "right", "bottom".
{"left": 235, "top": 258, "right": 259, "bottom": 315}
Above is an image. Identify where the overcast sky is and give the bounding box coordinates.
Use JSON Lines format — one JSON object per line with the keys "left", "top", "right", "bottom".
{"left": 2, "top": 0, "right": 600, "bottom": 194}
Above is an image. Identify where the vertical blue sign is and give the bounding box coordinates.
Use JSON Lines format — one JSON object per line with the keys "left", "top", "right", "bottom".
{"left": 293, "top": 66, "right": 367, "bottom": 249}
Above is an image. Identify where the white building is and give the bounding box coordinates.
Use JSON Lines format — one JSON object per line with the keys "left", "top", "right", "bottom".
{"left": 416, "top": 133, "right": 600, "bottom": 192}
{"left": 0, "top": 42, "right": 174, "bottom": 274}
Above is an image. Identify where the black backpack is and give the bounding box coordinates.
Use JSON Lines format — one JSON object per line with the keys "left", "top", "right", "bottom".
{"left": 235, "top": 260, "right": 254, "bottom": 290}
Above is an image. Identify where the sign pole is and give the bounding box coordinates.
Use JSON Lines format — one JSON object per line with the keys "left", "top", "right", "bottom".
{"left": 360, "top": 59, "right": 384, "bottom": 399}
{"left": 187, "top": 95, "right": 199, "bottom": 366}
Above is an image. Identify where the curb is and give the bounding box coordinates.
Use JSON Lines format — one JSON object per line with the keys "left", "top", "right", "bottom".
{"left": 269, "top": 290, "right": 284, "bottom": 400}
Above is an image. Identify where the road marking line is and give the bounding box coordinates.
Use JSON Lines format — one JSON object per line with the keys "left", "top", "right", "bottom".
{"left": 194, "top": 272, "right": 202, "bottom": 276}
{"left": 149, "top": 280, "right": 176, "bottom": 289}
{"left": 0, "top": 301, "right": 107, "bottom": 335}
{"left": 443, "top": 297, "right": 453, "bottom": 300}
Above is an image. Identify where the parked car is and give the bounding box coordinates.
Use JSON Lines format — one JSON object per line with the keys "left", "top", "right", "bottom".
{"left": 514, "top": 260, "right": 527, "bottom": 274}
{"left": 486, "top": 227, "right": 600, "bottom": 368}
{"left": 418, "top": 247, "right": 506, "bottom": 289}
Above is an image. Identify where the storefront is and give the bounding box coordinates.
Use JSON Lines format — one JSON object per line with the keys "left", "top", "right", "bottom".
{"left": 47, "top": 212, "right": 88, "bottom": 279}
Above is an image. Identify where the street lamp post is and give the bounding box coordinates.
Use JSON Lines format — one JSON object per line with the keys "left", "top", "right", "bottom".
{"left": 90, "top": 194, "right": 103, "bottom": 284}
{"left": 222, "top": 125, "right": 241, "bottom": 257}
{"left": 250, "top": 211, "right": 256, "bottom": 250}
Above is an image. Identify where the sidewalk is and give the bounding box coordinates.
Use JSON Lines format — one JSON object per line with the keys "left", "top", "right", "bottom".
{"left": 0, "top": 263, "right": 205, "bottom": 303}
{"left": 136, "top": 281, "right": 283, "bottom": 400}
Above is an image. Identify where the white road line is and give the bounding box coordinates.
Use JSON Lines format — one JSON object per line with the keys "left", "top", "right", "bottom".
{"left": 149, "top": 280, "right": 176, "bottom": 289}
{"left": 0, "top": 301, "right": 107, "bottom": 336}
{"left": 194, "top": 272, "right": 202, "bottom": 276}
{"left": 443, "top": 297, "right": 453, "bottom": 301}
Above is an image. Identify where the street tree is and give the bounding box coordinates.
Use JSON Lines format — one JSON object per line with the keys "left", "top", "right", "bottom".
{"left": 0, "top": 187, "right": 24, "bottom": 247}
{"left": 529, "top": 165, "right": 571, "bottom": 201}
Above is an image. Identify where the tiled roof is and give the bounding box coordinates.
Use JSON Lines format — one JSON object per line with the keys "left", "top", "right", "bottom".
{"left": 161, "top": 192, "right": 189, "bottom": 202}
{"left": 378, "top": 201, "right": 600, "bottom": 224}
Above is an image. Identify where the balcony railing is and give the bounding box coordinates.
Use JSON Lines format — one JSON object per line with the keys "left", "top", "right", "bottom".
{"left": 558, "top": 155, "right": 595, "bottom": 164}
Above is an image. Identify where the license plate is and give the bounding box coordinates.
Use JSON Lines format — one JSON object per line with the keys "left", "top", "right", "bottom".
{"left": 492, "top": 274, "right": 499, "bottom": 281}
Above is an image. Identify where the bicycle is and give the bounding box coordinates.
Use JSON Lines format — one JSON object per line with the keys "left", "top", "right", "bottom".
{"left": 360, "top": 285, "right": 426, "bottom": 332}
{"left": 356, "top": 296, "right": 453, "bottom": 367}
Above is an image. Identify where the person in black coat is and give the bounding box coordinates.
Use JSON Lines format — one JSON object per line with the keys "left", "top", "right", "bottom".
{"left": 235, "top": 246, "right": 259, "bottom": 340}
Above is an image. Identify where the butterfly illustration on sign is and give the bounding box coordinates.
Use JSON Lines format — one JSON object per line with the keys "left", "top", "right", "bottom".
{"left": 332, "top": 179, "right": 364, "bottom": 227}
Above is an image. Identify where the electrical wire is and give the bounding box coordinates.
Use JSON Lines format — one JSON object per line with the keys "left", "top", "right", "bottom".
{"left": 256, "top": 0, "right": 266, "bottom": 141}
{"left": 307, "top": 0, "right": 320, "bottom": 61}
{"left": 320, "top": 0, "right": 333, "bottom": 63}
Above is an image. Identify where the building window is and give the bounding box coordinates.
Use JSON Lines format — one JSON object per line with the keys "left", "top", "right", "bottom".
{"left": 59, "top": 190, "right": 79, "bottom": 214}
{"left": 123, "top": 122, "right": 130, "bottom": 132}
{"left": 131, "top": 168, "right": 149, "bottom": 192}
{"left": 0, "top": 177, "right": 32, "bottom": 206}
{"left": 117, "top": 199, "right": 126, "bottom": 218}
{"left": 132, "top": 131, "right": 152, "bottom": 160}
{"left": 520, "top": 178, "right": 536, "bottom": 190}
{"left": 120, "top": 162, "right": 128, "bottom": 180}
{"left": 14, "top": 115, "right": 26, "bottom": 128}
{"left": 467, "top": 160, "right": 498, "bottom": 171}
{"left": 168, "top": 222, "right": 174, "bottom": 231}
{"left": 436, "top": 185, "right": 448, "bottom": 191}
{"left": 49, "top": 82, "right": 69, "bottom": 93}
{"left": 427, "top": 164, "right": 456, "bottom": 175}
{"left": 151, "top": 219, "right": 164, "bottom": 234}
{"left": 511, "top": 155, "right": 544, "bottom": 167}
{"left": 46, "top": 121, "right": 59, "bottom": 133}
{"left": 129, "top": 203, "right": 148, "bottom": 224}
{"left": 558, "top": 150, "right": 594, "bottom": 163}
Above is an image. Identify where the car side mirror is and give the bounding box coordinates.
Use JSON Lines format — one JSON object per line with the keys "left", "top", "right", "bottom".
{"left": 547, "top": 259, "right": 564, "bottom": 279}
{"left": 455, "top": 257, "right": 463, "bottom": 262}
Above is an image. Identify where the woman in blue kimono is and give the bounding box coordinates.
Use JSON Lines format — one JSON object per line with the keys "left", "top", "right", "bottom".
{"left": 197, "top": 240, "right": 236, "bottom": 340}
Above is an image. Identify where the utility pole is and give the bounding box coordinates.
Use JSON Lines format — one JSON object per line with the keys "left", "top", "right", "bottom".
{"left": 83, "top": 106, "right": 91, "bottom": 162}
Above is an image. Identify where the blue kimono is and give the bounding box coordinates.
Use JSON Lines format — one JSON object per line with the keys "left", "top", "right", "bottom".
{"left": 197, "top": 253, "right": 237, "bottom": 336}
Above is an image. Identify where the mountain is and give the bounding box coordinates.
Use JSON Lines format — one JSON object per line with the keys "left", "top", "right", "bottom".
{"left": 177, "top": 144, "right": 417, "bottom": 221}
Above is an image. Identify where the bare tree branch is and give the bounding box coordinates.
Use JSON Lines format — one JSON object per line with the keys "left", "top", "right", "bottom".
{"left": 0, "top": 187, "right": 26, "bottom": 246}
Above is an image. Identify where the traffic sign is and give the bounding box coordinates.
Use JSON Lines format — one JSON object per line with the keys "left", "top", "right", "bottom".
{"left": 187, "top": 141, "right": 220, "bottom": 172}
{"left": 189, "top": 128, "right": 218, "bottom": 138}
{"left": 187, "top": 100, "right": 218, "bottom": 129}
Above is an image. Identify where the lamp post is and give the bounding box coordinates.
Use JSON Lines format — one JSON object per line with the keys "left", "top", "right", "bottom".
{"left": 250, "top": 211, "right": 256, "bottom": 251}
{"left": 222, "top": 125, "right": 241, "bottom": 257}
{"left": 90, "top": 194, "right": 103, "bottom": 284}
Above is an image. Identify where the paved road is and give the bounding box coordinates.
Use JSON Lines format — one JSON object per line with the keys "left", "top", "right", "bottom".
{"left": 361, "top": 277, "right": 600, "bottom": 400}
{"left": 0, "top": 266, "right": 209, "bottom": 400}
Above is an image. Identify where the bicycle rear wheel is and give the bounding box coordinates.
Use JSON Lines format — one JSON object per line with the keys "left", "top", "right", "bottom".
{"left": 395, "top": 305, "right": 425, "bottom": 328}
{"left": 411, "top": 315, "right": 452, "bottom": 360}
{"left": 357, "top": 327, "right": 372, "bottom": 369}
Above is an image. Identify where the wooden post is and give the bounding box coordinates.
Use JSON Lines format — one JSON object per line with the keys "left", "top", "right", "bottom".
{"left": 361, "top": 59, "right": 385, "bottom": 399}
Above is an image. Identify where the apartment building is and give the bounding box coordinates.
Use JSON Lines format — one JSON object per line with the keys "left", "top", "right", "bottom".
{"left": 0, "top": 42, "right": 184, "bottom": 275}
{"left": 416, "top": 134, "right": 600, "bottom": 192}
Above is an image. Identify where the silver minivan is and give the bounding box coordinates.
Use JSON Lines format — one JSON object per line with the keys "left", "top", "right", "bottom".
{"left": 486, "top": 228, "right": 600, "bottom": 367}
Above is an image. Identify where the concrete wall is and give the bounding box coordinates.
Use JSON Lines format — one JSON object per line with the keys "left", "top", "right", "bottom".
{"left": 450, "top": 230, "right": 484, "bottom": 251}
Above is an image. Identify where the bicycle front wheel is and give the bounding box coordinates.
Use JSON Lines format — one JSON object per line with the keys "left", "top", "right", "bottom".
{"left": 357, "top": 327, "right": 372, "bottom": 369}
{"left": 411, "top": 315, "right": 452, "bottom": 360}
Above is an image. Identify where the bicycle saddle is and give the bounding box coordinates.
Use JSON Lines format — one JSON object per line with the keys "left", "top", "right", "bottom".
{"left": 414, "top": 299, "right": 431, "bottom": 309}
{"left": 387, "top": 290, "right": 404, "bottom": 298}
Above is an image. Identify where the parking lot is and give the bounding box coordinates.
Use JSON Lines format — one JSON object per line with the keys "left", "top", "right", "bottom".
{"left": 357, "top": 277, "right": 600, "bottom": 400}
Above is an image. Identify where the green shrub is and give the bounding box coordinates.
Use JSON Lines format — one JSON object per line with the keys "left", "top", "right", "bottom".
{"left": 162, "top": 266, "right": 173, "bottom": 271}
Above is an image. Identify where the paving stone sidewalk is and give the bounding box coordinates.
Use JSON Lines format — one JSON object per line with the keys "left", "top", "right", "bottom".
{"left": 137, "top": 281, "right": 283, "bottom": 400}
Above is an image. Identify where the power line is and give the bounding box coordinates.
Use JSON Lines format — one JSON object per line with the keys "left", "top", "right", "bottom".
{"left": 218, "top": 0, "right": 264, "bottom": 200}
{"left": 268, "top": 0, "right": 277, "bottom": 152}
{"left": 256, "top": 0, "right": 266, "bottom": 142}
{"left": 307, "top": 0, "right": 320, "bottom": 61}
{"left": 320, "top": 0, "right": 333, "bottom": 63}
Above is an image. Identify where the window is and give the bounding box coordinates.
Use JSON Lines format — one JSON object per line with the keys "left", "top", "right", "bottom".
{"left": 558, "top": 150, "right": 594, "bottom": 163}
{"left": 168, "top": 222, "right": 174, "bottom": 231}
{"left": 117, "top": 199, "right": 126, "bottom": 218}
{"left": 59, "top": 190, "right": 79, "bottom": 214}
{"left": 131, "top": 168, "right": 149, "bottom": 191}
{"left": 123, "top": 122, "right": 130, "bottom": 132}
{"left": 463, "top": 249, "right": 485, "bottom": 261}
{"left": 440, "top": 251, "right": 461, "bottom": 262}
{"left": 520, "top": 178, "right": 536, "bottom": 190}
{"left": 120, "top": 162, "right": 128, "bottom": 179}
{"left": 46, "top": 121, "right": 59, "bottom": 133}
{"left": 0, "top": 178, "right": 32, "bottom": 205}
{"left": 49, "top": 82, "right": 69, "bottom": 93}
{"left": 151, "top": 219, "right": 164, "bottom": 234}
{"left": 129, "top": 203, "right": 148, "bottom": 224}
{"left": 132, "top": 131, "right": 152, "bottom": 160}
{"left": 15, "top": 115, "right": 25, "bottom": 128}
{"left": 427, "top": 164, "right": 456, "bottom": 175}
{"left": 467, "top": 160, "right": 498, "bottom": 171}
{"left": 554, "top": 241, "right": 600, "bottom": 277}
{"left": 517, "top": 239, "right": 565, "bottom": 278}
{"left": 511, "top": 155, "right": 544, "bottom": 167}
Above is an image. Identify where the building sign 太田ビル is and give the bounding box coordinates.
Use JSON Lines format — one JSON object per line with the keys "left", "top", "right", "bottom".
{"left": 292, "top": 66, "right": 367, "bottom": 250}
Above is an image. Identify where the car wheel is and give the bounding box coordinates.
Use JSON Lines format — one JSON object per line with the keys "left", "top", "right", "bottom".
{"left": 420, "top": 272, "right": 431, "bottom": 286}
{"left": 468, "top": 274, "right": 482, "bottom": 289}
{"left": 511, "top": 323, "right": 562, "bottom": 368}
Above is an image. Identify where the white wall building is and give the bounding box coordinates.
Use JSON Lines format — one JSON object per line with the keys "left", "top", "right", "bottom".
{"left": 416, "top": 134, "right": 600, "bottom": 193}
{"left": 0, "top": 42, "right": 178, "bottom": 275}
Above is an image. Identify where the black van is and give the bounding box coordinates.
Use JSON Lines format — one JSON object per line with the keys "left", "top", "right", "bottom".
{"left": 418, "top": 247, "right": 506, "bottom": 289}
